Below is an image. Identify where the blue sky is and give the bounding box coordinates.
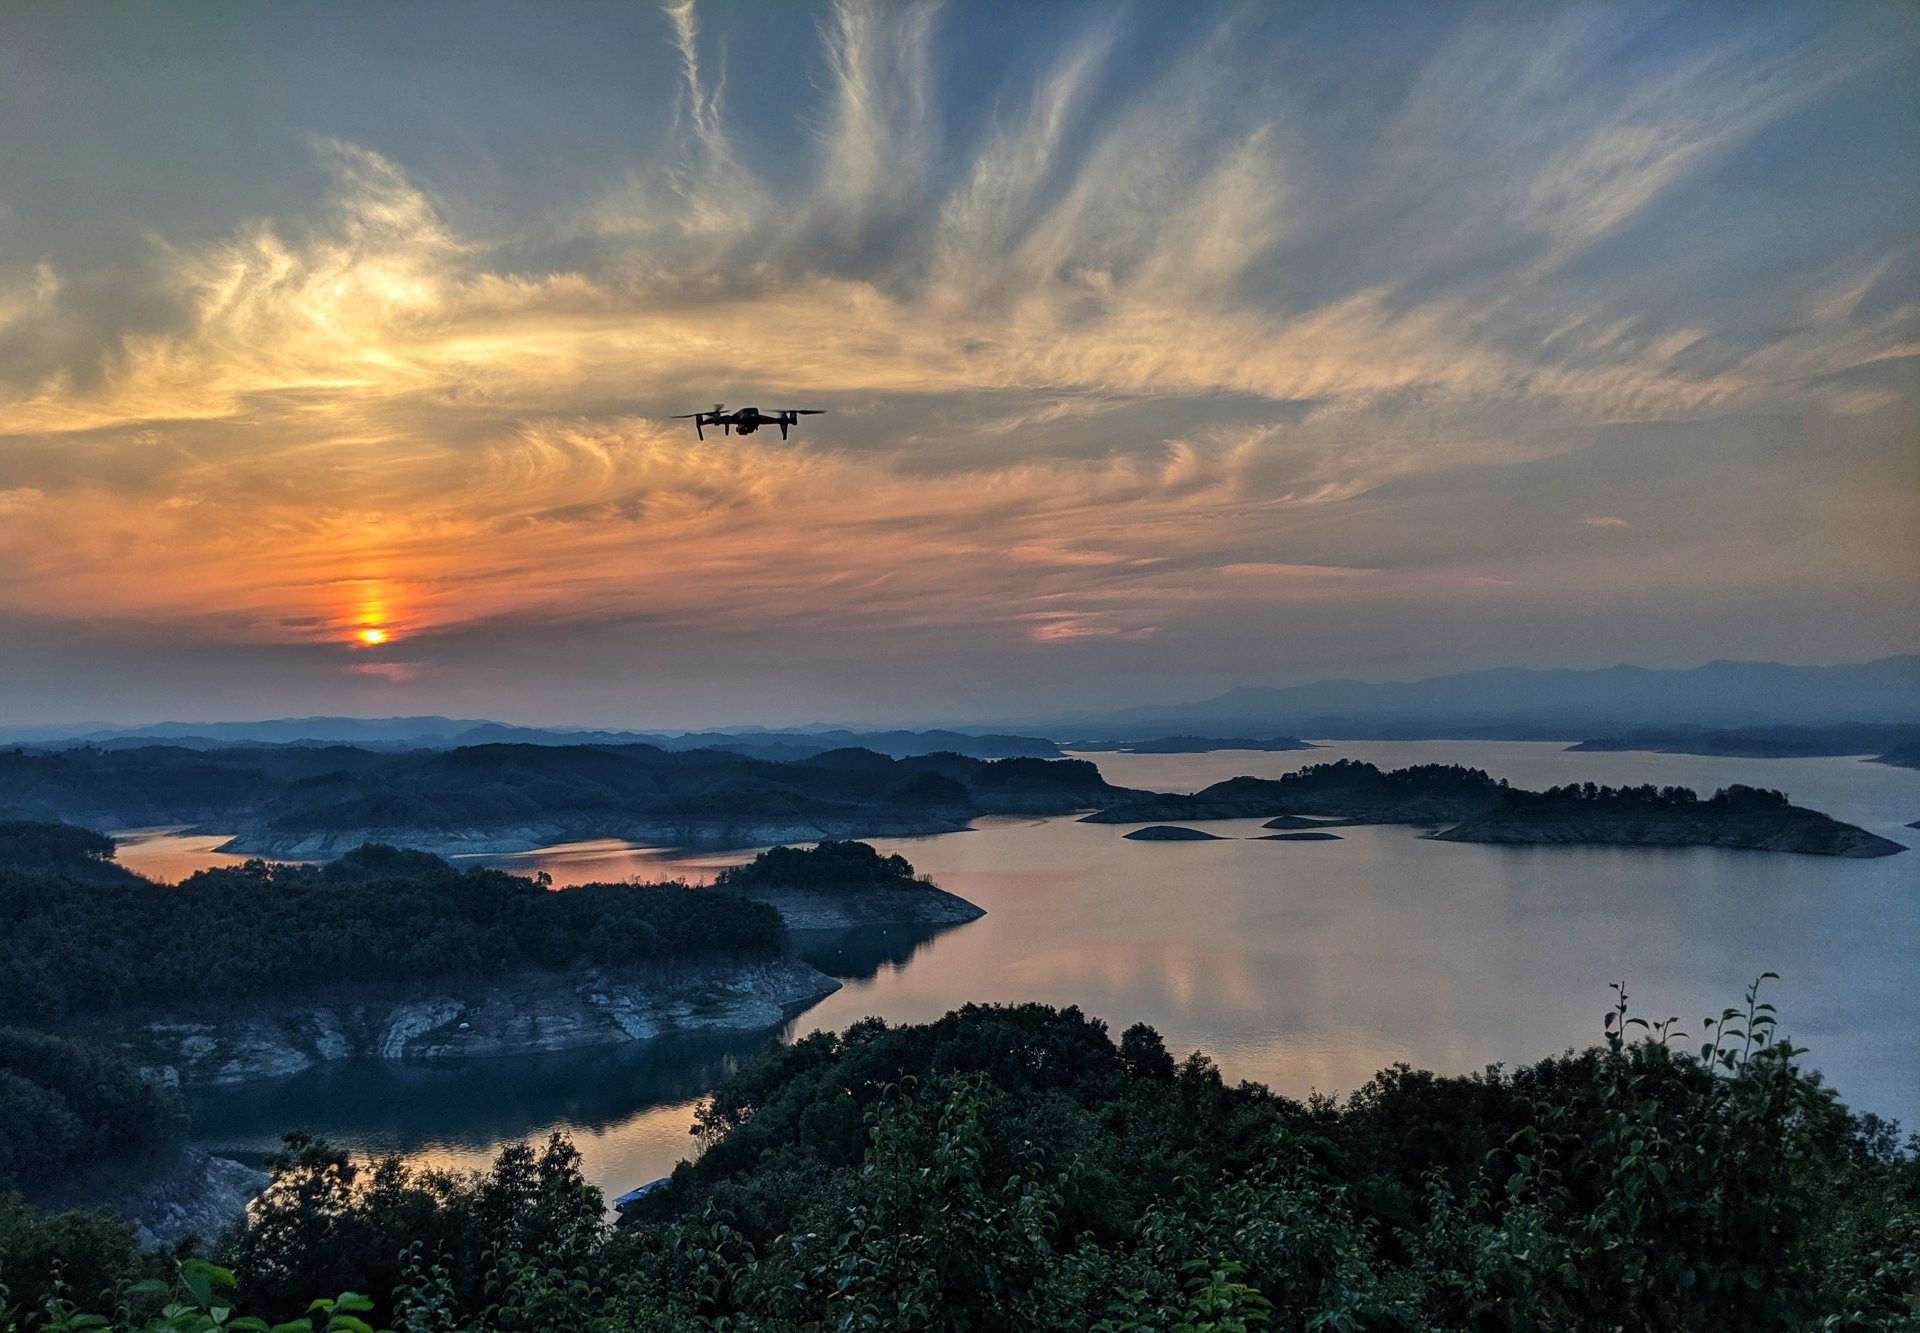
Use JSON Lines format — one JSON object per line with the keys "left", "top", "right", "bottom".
{"left": 0, "top": 1, "right": 1914, "bottom": 726}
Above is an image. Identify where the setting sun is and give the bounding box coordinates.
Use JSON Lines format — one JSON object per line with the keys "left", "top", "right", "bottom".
{"left": 358, "top": 628, "right": 387, "bottom": 645}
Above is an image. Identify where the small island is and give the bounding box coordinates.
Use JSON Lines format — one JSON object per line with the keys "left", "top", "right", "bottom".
{"left": 1260, "top": 831, "right": 1343, "bottom": 841}
{"left": 711, "top": 839, "right": 985, "bottom": 929}
{"left": 1122, "top": 825, "right": 1225, "bottom": 841}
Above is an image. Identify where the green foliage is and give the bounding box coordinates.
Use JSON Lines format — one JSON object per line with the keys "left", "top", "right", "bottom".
{"left": 712, "top": 840, "right": 921, "bottom": 892}
{"left": 0, "top": 1031, "right": 185, "bottom": 1195}
{"left": 10, "top": 992, "right": 1920, "bottom": 1331}
{"left": 1521, "top": 780, "right": 1790, "bottom": 811}
{"left": 0, "top": 854, "right": 781, "bottom": 1021}
{"left": 1211, "top": 761, "right": 1508, "bottom": 800}
{"left": 0, "top": 824, "right": 138, "bottom": 885}
{"left": 0, "top": 743, "right": 1120, "bottom": 849}
{"left": 0, "top": 1194, "right": 157, "bottom": 1325}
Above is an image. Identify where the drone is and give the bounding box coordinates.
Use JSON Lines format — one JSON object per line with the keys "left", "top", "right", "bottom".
{"left": 671, "top": 404, "right": 825, "bottom": 440}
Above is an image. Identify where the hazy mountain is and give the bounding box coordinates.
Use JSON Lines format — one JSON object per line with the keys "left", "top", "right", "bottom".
{"left": 0, "top": 716, "right": 496, "bottom": 749}
{"left": 2, "top": 717, "right": 1060, "bottom": 761}
{"left": 1022, "top": 656, "right": 1920, "bottom": 740}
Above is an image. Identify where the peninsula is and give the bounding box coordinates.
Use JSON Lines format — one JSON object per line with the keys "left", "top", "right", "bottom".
{"left": 0, "top": 835, "right": 982, "bottom": 1085}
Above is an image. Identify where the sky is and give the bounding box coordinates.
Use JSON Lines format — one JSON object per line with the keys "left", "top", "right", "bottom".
{"left": 0, "top": 1, "right": 1915, "bottom": 728}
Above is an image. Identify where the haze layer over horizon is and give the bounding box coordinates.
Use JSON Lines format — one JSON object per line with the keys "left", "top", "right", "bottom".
{"left": 2, "top": 1, "right": 1915, "bottom": 728}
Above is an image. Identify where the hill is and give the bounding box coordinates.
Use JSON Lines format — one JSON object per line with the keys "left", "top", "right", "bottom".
{"left": 0, "top": 744, "right": 1139, "bottom": 856}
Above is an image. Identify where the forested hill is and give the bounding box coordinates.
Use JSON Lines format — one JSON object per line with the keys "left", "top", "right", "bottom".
{"left": 0, "top": 843, "right": 784, "bottom": 1022}
{"left": 0, "top": 743, "right": 1142, "bottom": 854}
{"left": 1083, "top": 758, "right": 1512, "bottom": 823}
{"left": 13, "top": 994, "right": 1916, "bottom": 1330}
{"left": 0, "top": 819, "right": 147, "bottom": 884}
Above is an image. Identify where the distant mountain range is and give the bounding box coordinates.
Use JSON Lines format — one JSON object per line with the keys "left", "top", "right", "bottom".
{"left": 1015, "top": 655, "right": 1920, "bottom": 740}
{"left": 4, "top": 656, "right": 1914, "bottom": 752}
{"left": 0, "top": 717, "right": 1062, "bottom": 762}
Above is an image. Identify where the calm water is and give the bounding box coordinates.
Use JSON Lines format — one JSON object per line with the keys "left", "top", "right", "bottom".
{"left": 152, "top": 741, "right": 1919, "bottom": 1198}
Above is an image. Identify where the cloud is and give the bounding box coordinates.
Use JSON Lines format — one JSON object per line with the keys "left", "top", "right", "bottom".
{"left": 1582, "top": 515, "right": 1630, "bottom": 529}
{"left": 0, "top": 0, "right": 1911, "bottom": 686}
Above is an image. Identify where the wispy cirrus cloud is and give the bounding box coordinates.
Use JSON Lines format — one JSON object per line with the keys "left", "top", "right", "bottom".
{"left": 0, "top": 0, "right": 1912, "bottom": 714}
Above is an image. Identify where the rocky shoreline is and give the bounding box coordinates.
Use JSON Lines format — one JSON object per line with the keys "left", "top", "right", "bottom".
{"left": 217, "top": 814, "right": 971, "bottom": 860}
{"left": 721, "top": 882, "right": 985, "bottom": 931}
{"left": 120, "top": 957, "right": 842, "bottom": 1088}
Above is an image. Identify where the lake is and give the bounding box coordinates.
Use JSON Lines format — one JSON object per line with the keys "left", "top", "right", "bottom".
{"left": 147, "top": 741, "right": 1920, "bottom": 1200}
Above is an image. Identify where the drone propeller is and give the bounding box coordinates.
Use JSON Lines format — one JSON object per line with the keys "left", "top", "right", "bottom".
{"left": 779, "top": 409, "right": 826, "bottom": 415}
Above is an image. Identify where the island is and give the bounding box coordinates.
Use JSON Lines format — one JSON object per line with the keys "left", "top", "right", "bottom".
{"left": 1260, "top": 831, "right": 1343, "bottom": 841}
{"left": 1084, "top": 761, "right": 1904, "bottom": 857}
{"left": 1083, "top": 759, "right": 1511, "bottom": 825}
{"left": 1068, "top": 735, "right": 1318, "bottom": 754}
{"left": 1432, "top": 783, "right": 1907, "bottom": 857}
{"left": 710, "top": 839, "right": 985, "bottom": 929}
{"left": 1122, "top": 825, "right": 1225, "bottom": 840}
{"left": 0, "top": 834, "right": 854, "bottom": 1085}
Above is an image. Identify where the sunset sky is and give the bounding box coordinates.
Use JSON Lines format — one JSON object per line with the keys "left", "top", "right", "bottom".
{"left": 1, "top": 1, "right": 1915, "bottom": 727}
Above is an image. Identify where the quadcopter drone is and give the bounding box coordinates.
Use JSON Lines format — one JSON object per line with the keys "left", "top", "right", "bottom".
{"left": 671, "top": 404, "right": 825, "bottom": 440}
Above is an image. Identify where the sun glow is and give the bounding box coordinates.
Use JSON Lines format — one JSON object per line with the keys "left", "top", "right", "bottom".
{"left": 358, "top": 628, "right": 387, "bottom": 645}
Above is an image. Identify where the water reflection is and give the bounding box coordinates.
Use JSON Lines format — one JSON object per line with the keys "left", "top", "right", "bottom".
{"left": 109, "top": 826, "right": 258, "bottom": 883}
{"left": 184, "top": 1029, "right": 783, "bottom": 1188}
{"left": 143, "top": 742, "right": 1920, "bottom": 1200}
{"left": 787, "top": 922, "right": 967, "bottom": 982}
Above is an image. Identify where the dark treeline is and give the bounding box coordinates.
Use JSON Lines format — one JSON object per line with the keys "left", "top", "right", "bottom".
{"left": 1517, "top": 781, "right": 1791, "bottom": 810}
{"left": 1279, "top": 759, "right": 1508, "bottom": 792}
{"left": 1200, "top": 760, "right": 1510, "bottom": 804}
{"left": 5, "top": 992, "right": 1916, "bottom": 1331}
{"left": 0, "top": 821, "right": 144, "bottom": 885}
{"left": 712, "top": 839, "right": 922, "bottom": 891}
{"left": 0, "top": 743, "right": 1133, "bottom": 836}
{"left": 0, "top": 843, "right": 782, "bottom": 1023}
{"left": 0, "top": 1029, "right": 183, "bottom": 1198}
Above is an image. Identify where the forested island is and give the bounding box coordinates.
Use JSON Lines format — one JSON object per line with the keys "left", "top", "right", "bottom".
{"left": 0, "top": 833, "right": 982, "bottom": 1086}
{"left": 0, "top": 743, "right": 1141, "bottom": 856}
{"left": 710, "top": 838, "right": 985, "bottom": 929}
{"left": 1433, "top": 782, "right": 1906, "bottom": 856}
{"left": 1084, "top": 760, "right": 1905, "bottom": 856}
{"left": 4, "top": 991, "right": 1916, "bottom": 1330}
{"left": 1083, "top": 759, "right": 1512, "bottom": 824}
